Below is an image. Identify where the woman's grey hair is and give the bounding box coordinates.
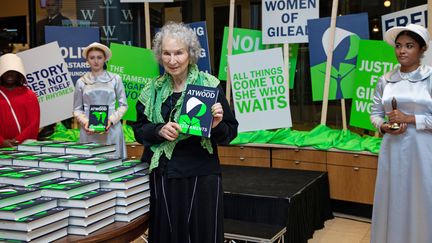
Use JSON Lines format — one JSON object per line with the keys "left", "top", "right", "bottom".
{"left": 152, "top": 22, "right": 201, "bottom": 64}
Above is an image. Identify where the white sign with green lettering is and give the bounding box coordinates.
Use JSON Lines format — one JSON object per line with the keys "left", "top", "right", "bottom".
{"left": 228, "top": 48, "right": 292, "bottom": 132}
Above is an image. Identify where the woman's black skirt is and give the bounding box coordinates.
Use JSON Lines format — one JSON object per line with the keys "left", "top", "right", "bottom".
{"left": 148, "top": 172, "right": 224, "bottom": 243}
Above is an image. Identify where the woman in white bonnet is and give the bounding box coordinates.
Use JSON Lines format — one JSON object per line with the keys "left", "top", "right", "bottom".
{"left": 0, "top": 53, "right": 40, "bottom": 147}
{"left": 370, "top": 24, "right": 432, "bottom": 243}
{"left": 73, "top": 42, "right": 128, "bottom": 159}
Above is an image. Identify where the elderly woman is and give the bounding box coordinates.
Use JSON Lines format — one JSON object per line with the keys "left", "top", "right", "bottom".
{"left": 370, "top": 24, "right": 432, "bottom": 243}
{"left": 0, "top": 54, "right": 40, "bottom": 147}
{"left": 73, "top": 42, "right": 128, "bottom": 159}
{"left": 133, "top": 22, "right": 238, "bottom": 243}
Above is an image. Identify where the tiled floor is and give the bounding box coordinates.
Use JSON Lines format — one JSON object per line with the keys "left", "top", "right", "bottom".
{"left": 308, "top": 217, "right": 371, "bottom": 243}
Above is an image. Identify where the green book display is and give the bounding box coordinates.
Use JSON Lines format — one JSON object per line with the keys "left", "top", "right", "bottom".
{"left": 79, "top": 165, "right": 135, "bottom": 181}
{"left": 65, "top": 143, "right": 115, "bottom": 156}
{"left": 39, "top": 155, "right": 83, "bottom": 170}
{"left": 68, "top": 157, "right": 122, "bottom": 172}
{"left": 0, "top": 166, "right": 61, "bottom": 186}
{"left": 67, "top": 199, "right": 116, "bottom": 218}
{"left": 0, "top": 186, "right": 41, "bottom": 208}
{"left": 0, "top": 220, "right": 68, "bottom": 242}
{"left": 0, "top": 207, "right": 68, "bottom": 232}
{"left": 121, "top": 160, "right": 149, "bottom": 173}
{"left": 100, "top": 173, "right": 149, "bottom": 190}
{"left": 13, "top": 153, "right": 61, "bottom": 168}
{"left": 0, "top": 197, "right": 57, "bottom": 220}
{"left": 69, "top": 207, "right": 115, "bottom": 227}
{"left": 88, "top": 105, "right": 109, "bottom": 133}
{"left": 40, "top": 141, "right": 77, "bottom": 154}
{"left": 58, "top": 188, "right": 116, "bottom": 208}
{"left": 28, "top": 178, "right": 100, "bottom": 199}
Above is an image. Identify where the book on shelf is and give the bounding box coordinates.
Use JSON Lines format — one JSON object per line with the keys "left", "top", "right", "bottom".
{"left": 0, "top": 196, "right": 57, "bottom": 220}
{"left": 0, "top": 207, "right": 68, "bottom": 232}
{"left": 0, "top": 186, "right": 41, "bottom": 208}
{"left": 116, "top": 182, "right": 149, "bottom": 198}
{"left": 115, "top": 197, "right": 149, "bottom": 214}
{"left": 122, "top": 160, "right": 149, "bottom": 173}
{"left": 116, "top": 189, "right": 150, "bottom": 206}
{"left": 17, "top": 140, "right": 64, "bottom": 153}
{"left": 39, "top": 155, "right": 84, "bottom": 170}
{"left": 69, "top": 207, "right": 115, "bottom": 227}
{"left": 0, "top": 219, "right": 67, "bottom": 242}
{"left": 100, "top": 173, "right": 149, "bottom": 190}
{"left": 88, "top": 105, "right": 109, "bottom": 133}
{"left": 115, "top": 204, "right": 149, "bottom": 222}
{"left": 58, "top": 188, "right": 116, "bottom": 208}
{"left": 13, "top": 153, "right": 61, "bottom": 168}
{"left": 68, "top": 157, "right": 122, "bottom": 172}
{"left": 178, "top": 84, "right": 219, "bottom": 138}
{"left": 0, "top": 166, "right": 61, "bottom": 187}
{"left": 28, "top": 178, "right": 100, "bottom": 199}
{"left": 67, "top": 215, "right": 114, "bottom": 236}
{"left": 40, "top": 141, "right": 76, "bottom": 154}
{"left": 79, "top": 165, "right": 135, "bottom": 181}
{"left": 65, "top": 143, "right": 115, "bottom": 156}
{"left": 68, "top": 199, "right": 116, "bottom": 218}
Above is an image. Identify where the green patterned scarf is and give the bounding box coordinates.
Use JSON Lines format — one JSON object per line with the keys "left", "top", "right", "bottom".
{"left": 138, "top": 64, "right": 220, "bottom": 171}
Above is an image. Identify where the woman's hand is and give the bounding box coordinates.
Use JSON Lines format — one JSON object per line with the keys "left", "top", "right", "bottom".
{"left": 159, "top": 122, "right": 181, "bottom": 141}
{"left": 83, "top": 122, "right": 94, "bottom": 135}
{"left": 380, "top": 122, "right": 407, "bottom": 135}
{"left": 211, "top": 103, "right": 223, "bottom": 128}
{"left": 2, "top": 139, "right": 17, "bottom": 148}
{"left": 105, "top": 120, "right": 112, "bottom": 132}
{"left": 387, "top": 110, "right": 415, "bottom": 124}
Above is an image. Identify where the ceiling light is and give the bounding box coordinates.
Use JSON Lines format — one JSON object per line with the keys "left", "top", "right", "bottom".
{"left": 373, "top": 25, "right": 379, "bottom": 32}
{"left": 384, "top": 0, "right": 391, "bottom": 7}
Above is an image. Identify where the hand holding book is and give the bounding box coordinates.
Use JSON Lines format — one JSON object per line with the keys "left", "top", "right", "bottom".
{"left": 211, "top": 102, "right": 223, "bottom": 128}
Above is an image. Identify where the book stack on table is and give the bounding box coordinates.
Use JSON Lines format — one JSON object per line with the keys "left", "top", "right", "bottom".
{"left": 0, "top": 141, "right": 150, "bottom": 241}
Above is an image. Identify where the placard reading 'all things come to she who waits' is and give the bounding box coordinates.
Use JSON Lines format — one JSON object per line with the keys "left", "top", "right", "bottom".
{"left": 228, "top": 48, "right": 292, "bottom": 132}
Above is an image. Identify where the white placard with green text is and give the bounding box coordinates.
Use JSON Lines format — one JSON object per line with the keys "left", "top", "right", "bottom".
{"left": 17, "top": 42, "right": 74, "bottom": 127}
{"left": 228, "top": 48, "right": 292, "bottom": 132}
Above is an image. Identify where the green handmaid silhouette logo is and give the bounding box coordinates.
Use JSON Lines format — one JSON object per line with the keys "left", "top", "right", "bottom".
{"left": 179, "top": 97, "right": 207, "bottom": 136}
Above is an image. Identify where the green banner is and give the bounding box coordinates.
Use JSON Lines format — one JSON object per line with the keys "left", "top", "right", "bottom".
{"left": 108, "top": 43, "right": 160, "bottom": 121}
{"left": 218, "top": 27, "right": 299, "bottom": 89}
{"left": 349, "top": 40, "right": 398, "bottom": 131}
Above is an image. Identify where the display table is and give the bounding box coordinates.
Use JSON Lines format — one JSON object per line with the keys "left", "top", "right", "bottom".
{"left": 54, "top": 213, "right": 150, "bottom": 243}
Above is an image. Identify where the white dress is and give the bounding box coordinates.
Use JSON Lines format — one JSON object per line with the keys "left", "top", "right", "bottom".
{"left": 73, "top": 71, "right": 128, "bottom": 159}
{"left": 370, "top": 65, "right": 432, "bottom": 243}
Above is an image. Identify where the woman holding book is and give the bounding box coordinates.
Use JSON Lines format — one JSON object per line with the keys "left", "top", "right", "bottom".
{"left": 0, "top": 53, "right": 40, "bottom": 147}
{"left": 132, "top": 22, "right": 238, "bottom": 243}
{"left": 370, "top": 24, "right": 432, "bottom": 243}
{"left": 73, "top": 42, "right": 128, "bottom": 159}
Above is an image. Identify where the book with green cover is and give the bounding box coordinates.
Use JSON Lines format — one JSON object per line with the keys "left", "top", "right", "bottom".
{"left": 17, "top": 140, "right": 63, "bottom": 153}
{"left": 28, "top": 178, "right": 99, "bottom": 199}
{"left": 68, "top": 157, "right": 122, "bottom": 172}
{"left": 79, "top": 165, "right": 135, "bottom": 181}
{"left": 114, "top": 204, "right": 149, "bottom": 222}
{"left": 68, "top": 199, "right": 116, "bottom": 218}
{"left": 40, "top": 141, "right": 77, "bottom": 154}
{"left": 0, "top": 219, "right": 68, "bottom": 242}
{"left": 58, "top": 188, "right": 116, "bottom": 208}
{"left": 88, "top": 105, "right": 109, "bottom": 133}
{"left": 116, "top": 182, "right": 149, "bottom": 198}
{"left": 115, "top": 197, "right": 149, "bottom": 214}
{"left": 13, "top": 153, "right": 61, "bottom": 168}
{"left": 39, "top": 155, "right": 83, "bottom": 170}
{"left": 0, "top": 207, "right": 68, "bottom": 232}
{"left": 68, "top": 215, "right": 114, "bottom": 236}
{"left": 0, "top": 166, "right": 61, "bottom": 186}
{"left": 0, "top": 197, "right": 57, "bottom": 220}
{"left": 0, "top": 186, "right": 41, "bottom": 208}
{"left": 0, "top": 152, "right": 38, "bottom": 166}
{"left": 122, "top": 160, "right": 149, "bottom": 173}
{"left": 100, "top": 173, "right": 149, "bottom": 190}
{"left": 65, "top": 143, "right": 115, "bottom": 156}
{"left": 69, "top": 207, "right": 115, "bottom": 227}
{"left": 0, "top": 147, "right": 17, "bottom": 152}
{"left": 116, "top": 189, "right": 150, "bottom": 206}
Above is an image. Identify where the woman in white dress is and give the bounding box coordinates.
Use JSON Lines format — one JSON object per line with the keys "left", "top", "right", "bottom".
{"left": 73, "top": 42, "right": 128, "bottom": 159}
{"left": 370, "top": 24, "right": 432, "bottom": 243}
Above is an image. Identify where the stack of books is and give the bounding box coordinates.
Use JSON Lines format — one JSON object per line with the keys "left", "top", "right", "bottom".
{"left": 28, "top": 178, "right": 100, "bottom": 199}
{"left": 0, "top": 166, "right": 61, "bottom": 186}
{"left": 58, "top": 188, "right": 117, "bottom": 236}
